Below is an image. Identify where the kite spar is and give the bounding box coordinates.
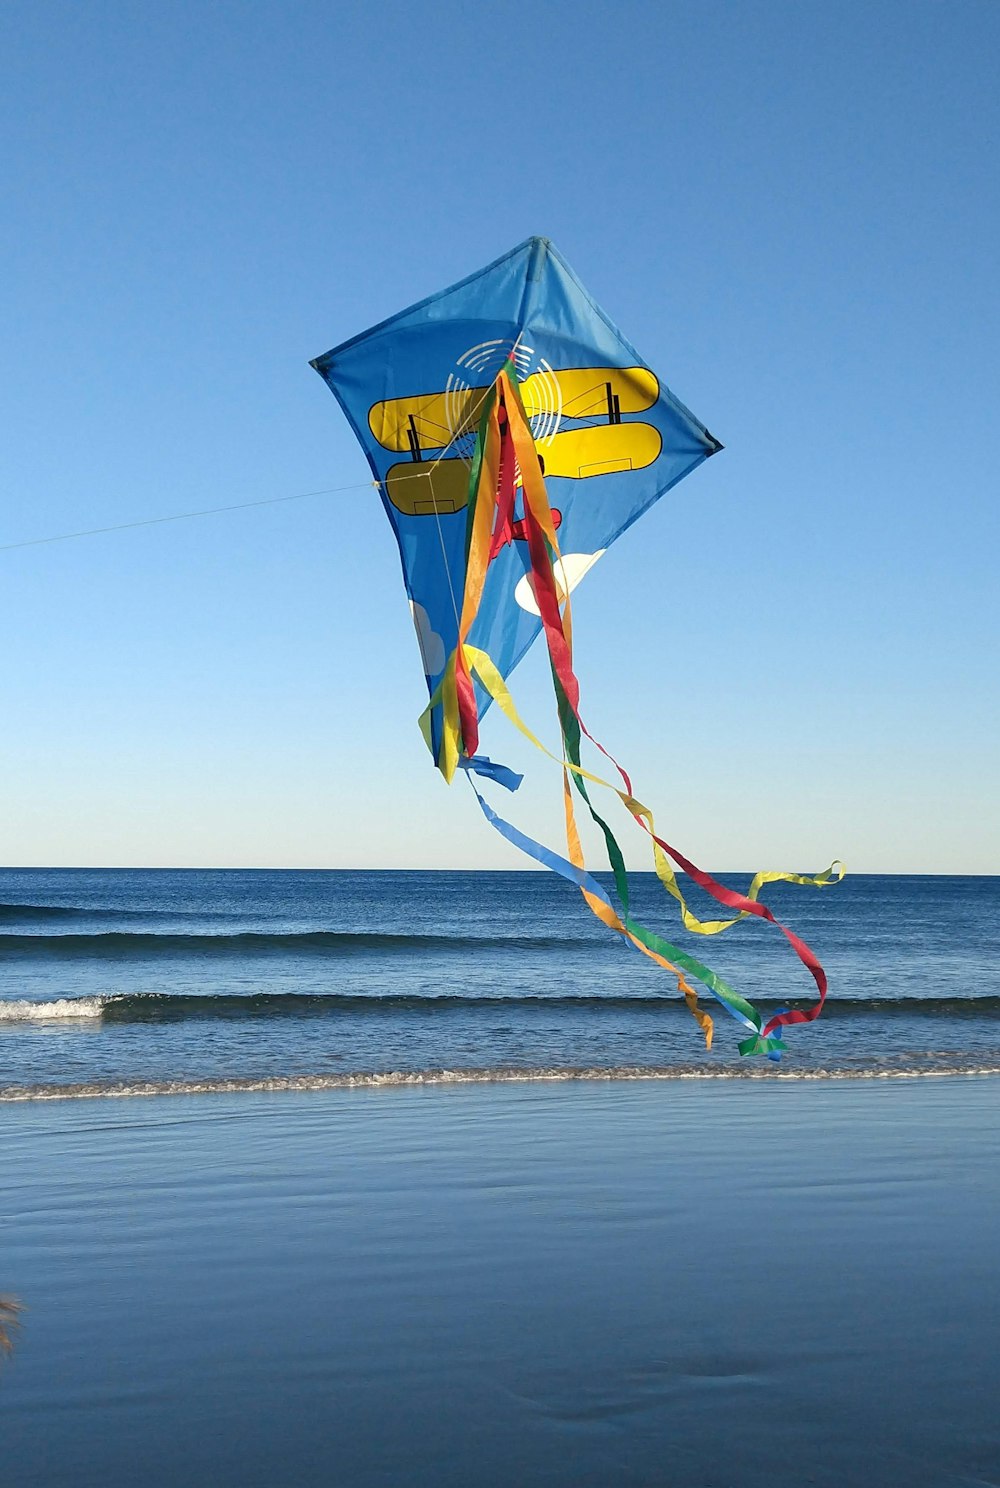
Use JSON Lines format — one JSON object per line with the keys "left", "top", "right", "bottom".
{"left": 312, "top": 238, "right": 841, "bottom": 1056}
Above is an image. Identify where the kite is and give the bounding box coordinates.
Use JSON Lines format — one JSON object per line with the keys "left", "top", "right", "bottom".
{"left": 311, "top": 237, "right": 842, "bottom": 1057}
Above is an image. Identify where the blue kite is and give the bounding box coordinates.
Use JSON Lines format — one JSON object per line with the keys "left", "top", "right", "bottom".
{"left": 312, "top": 237, "right": 841, "bottom": 1055}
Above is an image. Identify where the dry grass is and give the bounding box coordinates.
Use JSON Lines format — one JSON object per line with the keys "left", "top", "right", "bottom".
{"left": 0, "top": 1296, "right": 23, "bottom": 1358}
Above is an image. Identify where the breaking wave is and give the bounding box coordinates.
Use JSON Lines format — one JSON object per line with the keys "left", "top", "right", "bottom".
{"left": 0, "top": 997, "right": 108, "bottom": 1020}
{"left": 2, "top": 991, "right": 1000, "bottom": 1023}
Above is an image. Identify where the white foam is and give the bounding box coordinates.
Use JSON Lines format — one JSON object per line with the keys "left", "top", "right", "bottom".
{"left": 2, "top": 1063, "right": 999, "bottom": 1102}
{"left": 0, "top": 997, "right": 110, "bottom": 1021}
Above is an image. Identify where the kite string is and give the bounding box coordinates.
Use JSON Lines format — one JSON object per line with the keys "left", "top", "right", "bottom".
{"left": 0, "top": 480, "right": 380, "bottom": 554}
{"left": 427, "top": 481, "right": 463, "bottom": 634}
{"left": 0, "top": 369, "right": 506, "bottom": 561}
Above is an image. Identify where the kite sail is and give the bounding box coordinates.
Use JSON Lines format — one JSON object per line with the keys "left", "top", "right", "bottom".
{"left": 312, "top": 237, "right": 841, "bottom": 1056}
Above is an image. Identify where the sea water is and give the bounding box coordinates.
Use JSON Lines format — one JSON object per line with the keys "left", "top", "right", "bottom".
{"left": 1, "top": 870, "right": 998, "bottom": 1099}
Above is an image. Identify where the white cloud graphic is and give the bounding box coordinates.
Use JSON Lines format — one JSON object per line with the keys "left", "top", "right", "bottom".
{"left": 514, "top": 550, "right": 606, "bottom": 617}
{"left": 409, "top": 600, "right": 445, "bottom": 677}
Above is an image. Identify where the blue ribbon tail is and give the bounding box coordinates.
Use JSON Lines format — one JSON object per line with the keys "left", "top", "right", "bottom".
{"left": 458, "top": 755, "right": 523, "bottom": 793}
{"left": 465, "top": 777, "right": 616, "bottom": 906}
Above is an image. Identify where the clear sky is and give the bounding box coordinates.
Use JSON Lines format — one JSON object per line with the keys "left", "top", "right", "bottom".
{"left": 2, "top": 0, "right": 997, "bottom": 871}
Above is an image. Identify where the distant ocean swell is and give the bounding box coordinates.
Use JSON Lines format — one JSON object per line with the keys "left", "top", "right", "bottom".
{"left": 0, "top": 929, "right": 591, "bottom": 956}
{"left": 3, "top": 1064, "right": 1000, "bottom": 1102}
{"left": 2, "top": 992, "right": 1000, "bottom": 1022}
{"left": 0, "top": 902, "right": 95, "bottom": 921}
{"left": 0, "top": 902, "right": 209, "bottom": 922}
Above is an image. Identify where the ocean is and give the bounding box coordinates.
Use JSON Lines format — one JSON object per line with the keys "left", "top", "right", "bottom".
{"left": 2, "top": 869, "right": 998, "bottom": 1098}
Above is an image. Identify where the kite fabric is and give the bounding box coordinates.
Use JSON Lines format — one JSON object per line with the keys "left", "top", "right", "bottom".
{"left": 312, "top": 237, "right": 842, "bottom": 1055}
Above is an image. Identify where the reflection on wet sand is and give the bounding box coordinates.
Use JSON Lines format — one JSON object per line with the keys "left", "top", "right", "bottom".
{"left": 0, "top": 1296, "right": 23, "bottom": 1358}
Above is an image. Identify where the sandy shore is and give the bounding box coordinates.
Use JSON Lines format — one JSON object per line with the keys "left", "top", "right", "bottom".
{"left": 3, "top": 1077, "right": 998, "bottom": 1486}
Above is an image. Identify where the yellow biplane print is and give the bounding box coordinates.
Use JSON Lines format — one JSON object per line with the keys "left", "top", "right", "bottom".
{"left": 370, "top": 366, "right": 662, "bottom": 518}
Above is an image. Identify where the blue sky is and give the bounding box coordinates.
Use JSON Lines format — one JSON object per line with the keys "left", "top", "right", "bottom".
{"left": 2, "top": 0, "right": 997, "bottom": 870}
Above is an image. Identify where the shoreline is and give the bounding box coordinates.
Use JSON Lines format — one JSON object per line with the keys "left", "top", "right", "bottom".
{"left": 3, "top": 1060, "right": 1000, "bottom": 1101}
{"left": 4, "top": 1076, "right": 998, "bottom": 1487}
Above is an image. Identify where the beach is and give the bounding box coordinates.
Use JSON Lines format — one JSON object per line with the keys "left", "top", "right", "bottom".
{"left": 3, "top": 1076, "right": 998, "bottom": 1487}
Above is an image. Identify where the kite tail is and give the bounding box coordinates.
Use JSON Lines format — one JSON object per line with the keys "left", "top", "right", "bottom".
{"left": 423, "top": 363, "right": 842, "bottom": 1055}
{"left": 456, "top": 657, "right": 764, "bottom": 1048}
{"left": 461, "top": 756, "right": 764, "bottom": 1051}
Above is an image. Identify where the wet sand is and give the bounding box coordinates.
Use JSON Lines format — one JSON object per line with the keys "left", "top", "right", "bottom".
{"left": 2, "top": 1078, "right": 998, "bottom": 1486}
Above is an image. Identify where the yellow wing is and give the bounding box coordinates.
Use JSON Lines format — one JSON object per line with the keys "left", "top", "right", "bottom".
{"left": 384, "top": 423, "right": 661, "bottom": 515}
{"left": 369, "top": 367, "right": 660, "bottom": 454}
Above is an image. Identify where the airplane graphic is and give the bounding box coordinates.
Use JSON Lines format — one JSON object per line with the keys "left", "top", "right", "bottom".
{"left": 369, "top": 366, "right": 662, "bottom": 519}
